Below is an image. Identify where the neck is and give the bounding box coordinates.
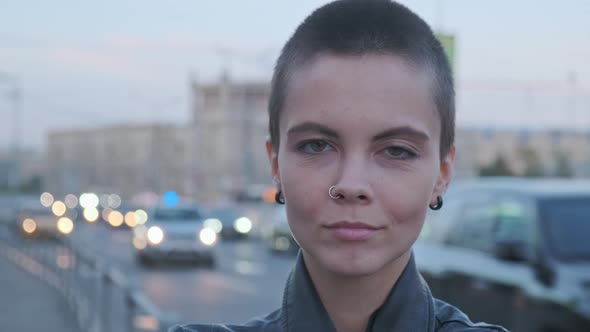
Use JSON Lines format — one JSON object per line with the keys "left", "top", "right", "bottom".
{"left": 302, "top": 250, "right": 411, "bottom": 332}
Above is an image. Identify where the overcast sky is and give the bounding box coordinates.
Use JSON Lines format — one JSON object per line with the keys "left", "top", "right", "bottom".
{"left": 1, "top": 0, "right": 589, "bottom": 151}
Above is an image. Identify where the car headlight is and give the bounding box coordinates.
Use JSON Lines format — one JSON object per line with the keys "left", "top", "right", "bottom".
{"left": 147, "top": 226, "right": 164, "bottom": 245}
{"left": 22, "top": 218, "right": 37, "bottom": 234}
{"left": 204, "top": 218, "right": 223, "bottom": 233}
{"left": 199, "top": 228, "right": 217, "bottom": 246}
{"left": 234, "top": 217, "right": 252, "bottom": 234}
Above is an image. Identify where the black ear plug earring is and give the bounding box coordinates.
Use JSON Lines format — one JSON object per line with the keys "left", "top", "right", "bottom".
{"left": 275, "top": 191, "right": 285, "bottom": 204}
{"left": 429, "top": 196, "right": 443, "bottom": 210}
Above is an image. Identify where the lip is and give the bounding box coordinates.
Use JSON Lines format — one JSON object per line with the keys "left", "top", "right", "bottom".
{"left": 324, "top": 221, "right": 381, "bottom": 241}
{"left": 326, "top": 221, "right": 379, "bottom": 230}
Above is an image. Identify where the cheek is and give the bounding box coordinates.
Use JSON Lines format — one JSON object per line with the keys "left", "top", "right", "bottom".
{"left": 278, "top": 153, "right": 330, "bottom": 227}
{"left": 374, "top": 164, "right": 436, "bottom": 225}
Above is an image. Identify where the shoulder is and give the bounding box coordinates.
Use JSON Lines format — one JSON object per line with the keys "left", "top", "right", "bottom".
{"left": 168, "top": 325, "right": 232, "bottom": 332}
{"left": 168, "top": 309, "right": 282, "bottom": 332}
{"left": 168, "top": 325, "right": 240, "bottom": 332}
{"left": 434, "top": 299, "right": 510, "bottom": 332}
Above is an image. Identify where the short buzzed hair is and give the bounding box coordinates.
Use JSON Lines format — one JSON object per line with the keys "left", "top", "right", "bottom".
{"left": 268, "top": 0, "right": 455, "bottom": 159}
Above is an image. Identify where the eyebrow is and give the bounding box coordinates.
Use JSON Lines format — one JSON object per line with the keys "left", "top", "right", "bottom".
{"left": 372, "top": 126, "right": 430, "bottom": 142}
{"left": 286, "top": 122, "right": 339, "bottom": 138}
{"left": 287, "top": 121, "right": 430, "bottom": 143}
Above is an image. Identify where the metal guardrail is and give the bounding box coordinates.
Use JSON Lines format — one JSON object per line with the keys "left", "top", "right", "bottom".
{"left": 0, "top": 224, "right": 179, "bottom": 332}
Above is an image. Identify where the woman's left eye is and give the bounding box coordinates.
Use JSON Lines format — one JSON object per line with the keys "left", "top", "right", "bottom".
{"left": 299, "top": 140, "right": 332, "bottom": 154}
{"left": 383, "top": 146, "right": 417, "bottom": 159}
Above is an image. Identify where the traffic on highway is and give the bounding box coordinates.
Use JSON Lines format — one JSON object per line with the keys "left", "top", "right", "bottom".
{"left": 2, "top": 177, "right": 589, "bottom": 331}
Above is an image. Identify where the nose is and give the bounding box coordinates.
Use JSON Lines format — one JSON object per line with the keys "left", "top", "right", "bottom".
{"left": 330, "top": 155, "right": 372, "bottom": 204}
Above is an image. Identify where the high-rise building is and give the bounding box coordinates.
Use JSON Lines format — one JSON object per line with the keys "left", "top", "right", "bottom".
{"left": 191, "top": 73, "right": 272, "bottom": 200}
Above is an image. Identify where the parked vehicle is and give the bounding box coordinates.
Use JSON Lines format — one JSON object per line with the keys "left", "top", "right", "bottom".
{"left": 415, "top": 178, "right": 590, "bottom": 332}
{"left": 133, "top": 204, "right": 217, "bottom": 267}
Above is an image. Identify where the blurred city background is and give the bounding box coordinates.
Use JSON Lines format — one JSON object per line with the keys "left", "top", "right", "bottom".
{"left": 0, "top": 1, "right": 589, "bottom": 331}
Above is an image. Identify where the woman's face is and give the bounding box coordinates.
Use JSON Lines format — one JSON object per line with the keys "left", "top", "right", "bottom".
{"left": 268, "top": 54, "right": 454, "bottom": 276}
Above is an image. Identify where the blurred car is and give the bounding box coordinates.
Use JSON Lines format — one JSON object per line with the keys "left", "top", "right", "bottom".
{"left": 16, "top": 206, "right": 74, "bottom": 239}
{"left": 203, "top": 206, "right": 254, "bottom": 240}
{"left": 267, "top": 206, "right": 299, "bottom": 254}
{"left": 415, "top": 178, "right": 590, "bottom": 332}
{"left": 133, "top": 204, "right": 217, "bottom": 267}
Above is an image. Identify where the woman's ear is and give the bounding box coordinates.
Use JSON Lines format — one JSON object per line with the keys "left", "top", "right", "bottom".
{"left": 266, "top": 140, "right": 280, "bottom": 188}
{"left": 432, "top": 145, "right": 455, "bottom": 199}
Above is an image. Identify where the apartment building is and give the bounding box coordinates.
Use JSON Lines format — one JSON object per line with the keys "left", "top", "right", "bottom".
{"left": 191, "top": 73, "right": 271, "bottom": 200}
{"left": 45, "top": 124, "right": 193, "bottom": 199}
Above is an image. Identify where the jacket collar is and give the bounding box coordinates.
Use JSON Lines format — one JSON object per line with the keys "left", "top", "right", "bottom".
{"left": 281, "top": 251, "right": 435, "bottom": 332}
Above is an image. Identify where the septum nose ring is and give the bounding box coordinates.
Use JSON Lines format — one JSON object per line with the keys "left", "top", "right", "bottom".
{"left": 328, "top": 185, "right": 341, "bottom": 200}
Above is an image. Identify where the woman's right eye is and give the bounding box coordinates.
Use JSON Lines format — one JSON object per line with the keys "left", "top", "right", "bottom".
{"left": 298, "top": 140, "right": 332, "bottom": 154}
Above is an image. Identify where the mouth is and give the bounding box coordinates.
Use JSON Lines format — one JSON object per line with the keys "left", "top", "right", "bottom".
{"left": 324, "top": 221, "right": 382, "bottom": 241}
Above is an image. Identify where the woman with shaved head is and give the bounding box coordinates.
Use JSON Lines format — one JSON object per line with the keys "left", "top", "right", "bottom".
{"left": 172, "top": 1, "right": 508, "bottom": 331}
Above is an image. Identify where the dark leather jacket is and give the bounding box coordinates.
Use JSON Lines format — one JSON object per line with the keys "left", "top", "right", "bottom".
{"left": 170, "top": 252, "right": 509, "bottom": 332}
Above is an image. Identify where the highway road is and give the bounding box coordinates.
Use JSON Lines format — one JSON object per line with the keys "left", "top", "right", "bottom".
{"left": 69, "top": 214, "right": 296, "bottom": 326}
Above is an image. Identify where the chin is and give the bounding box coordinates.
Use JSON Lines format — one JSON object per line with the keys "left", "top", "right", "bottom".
{"left": 326, "top": 261, "right": 384, "bottom": 277}
{"left": 307, "top": 245, "right": 400, "bottom": 277}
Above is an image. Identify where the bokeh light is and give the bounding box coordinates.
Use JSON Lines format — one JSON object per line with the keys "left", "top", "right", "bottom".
{"left": 274, "top": 237, "right": 291, "bottom": 251}
{"left": 100, "top": 194, "right": 110, "bottom": 208}
{"left": 133, "top": 237, "right": 147, "bottom": 250}
{"left": 56, "top": 254, "right": 72, "bottom": 269}
{"left": 234, "top": 217, "right": 253, "bottom": 234}
{"left": 83, "top": 208, "right": 99, "bottom": 222}
{"left": 101, "top": 208, "right": 113, "bottom": 222}
{"left": 64, "top": 194, "right": 78, "bottom": 208}
{"left": 147, "top": 226, "right": 164, "bottom": 244}
{"left": 125, "top": 211, "right": 137, "bottom": 228}
{"left": 204, "top": 218, "right": 223, "bottom": 233}
{"left": 51, "top": 201, "right": 67, "bottom": 217}
{"left": 22, "top": 218, "right": 37, "bottom": 234}
{"left": 40, "top": 192, "right": 54, "bottom": 208}
{"left": 134, "top": 209, "right": 148, "bottom": 224}
{"left": 79, "top": 193, "right": 99, "bottom": 209}
{"left": 262, "top": 187, "right": 276, "bottom": 203}
{"left": 133, "top": 315, "right": 160, "bottom": 331}
{"left": 108, "top": 210, "right": 124, "bottom": 227}
{"left": 109, "top": 194, "right": 122, "bottom": 208}
{"left": 163, "top": 191, "right": 179, "bottom": 207}
{"left": 199, "top": 228, "right": 217, "bottom": 246}
{"left": 57, "top": 217, "right": 74, "bottom": 235}
{"left": 133, "top": 224, "right": 147, "bottom": 237}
